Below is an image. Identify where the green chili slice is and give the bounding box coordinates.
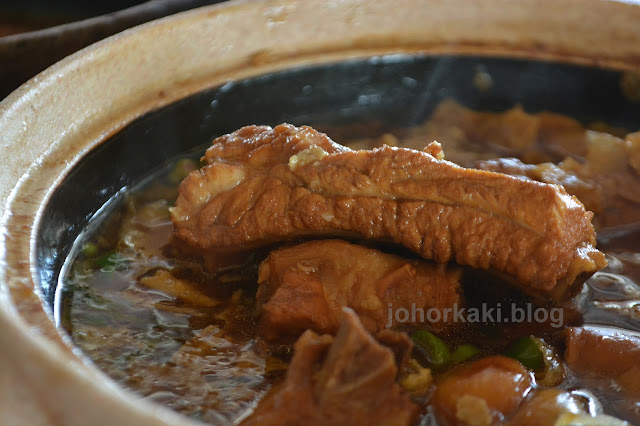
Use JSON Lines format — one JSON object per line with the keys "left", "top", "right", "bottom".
{"left": 504, "top": 336, "right": 544, "bottom": 370}
{"left": 411, "top": 330, "right": 451, "bottom": 368}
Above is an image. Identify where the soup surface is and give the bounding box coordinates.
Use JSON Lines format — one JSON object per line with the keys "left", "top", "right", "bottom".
{"left": 58, "top": 99, "right": 640, "bottom": 425}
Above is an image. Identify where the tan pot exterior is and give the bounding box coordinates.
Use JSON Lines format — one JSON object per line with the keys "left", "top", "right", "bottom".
{"left": 1, "top": 0, "right": 640, "bottom": 424}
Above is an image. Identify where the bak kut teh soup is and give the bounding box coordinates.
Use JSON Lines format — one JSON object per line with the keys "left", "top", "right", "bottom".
{"left": 57, "top": 96, "right": 640, "bottom": 425}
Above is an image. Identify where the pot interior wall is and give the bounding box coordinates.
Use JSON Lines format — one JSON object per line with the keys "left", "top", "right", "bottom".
{"left": 37, "top": 54, "right": 640, "bottom": 309}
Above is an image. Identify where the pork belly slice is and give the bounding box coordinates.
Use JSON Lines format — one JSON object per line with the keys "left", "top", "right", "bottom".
{"left": 256, "top": 239, "right": 462, "bottom": 341}
{"left": 241, "top": 308, "right": 420, "bottom": 426}
{"left": 171, "top": 124, "right": 606, "bottom": 301}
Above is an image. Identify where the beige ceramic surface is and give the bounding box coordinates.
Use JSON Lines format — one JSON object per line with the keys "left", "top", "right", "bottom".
{"left": 1, "top": 0, "right": 640, "bottom": 424}
{"left": 0, "top": 0, "right": 221, "bottom": 99}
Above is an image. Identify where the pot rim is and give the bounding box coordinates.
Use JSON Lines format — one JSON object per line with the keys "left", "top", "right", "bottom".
{"left": 0, "top": 0, "right": 225, "bottom": 100}
{"left": 1, "top": 0, "right": 640, "bottom": 423}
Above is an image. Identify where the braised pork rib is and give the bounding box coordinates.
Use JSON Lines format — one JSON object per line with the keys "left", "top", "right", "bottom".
{"left": 171, "top": 124, "right": 606, "bottom": 300}
{"left": 256, "top": 239, "right": 462, "bottom": 340}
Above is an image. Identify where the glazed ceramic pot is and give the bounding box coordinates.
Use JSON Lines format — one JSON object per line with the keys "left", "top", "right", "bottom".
{"left": 1, "top": 0, "right": 640, "bottom": 424}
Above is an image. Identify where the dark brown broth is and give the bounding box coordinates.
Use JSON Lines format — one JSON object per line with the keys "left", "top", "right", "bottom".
{"left": 59, "top": 173, "right": 275, "bottom": 424}
{"left": 58, "top": 117, "right": 640, "bottom": 424}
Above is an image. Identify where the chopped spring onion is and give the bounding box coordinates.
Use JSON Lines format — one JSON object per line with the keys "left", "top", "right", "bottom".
{"left": 81, "top": 242, "right": 99, "bottom": 258}
{"left": 504, "top": 336, "right": 544, "bottom": 370}
{"left": 95, "top": 251, "right": 127, "bottom": 271}
{"left": 411, "top": 330, "right": 451, "bottom": 368}
{"left": 450, "top": 344, "right": 481, "bottom": 364}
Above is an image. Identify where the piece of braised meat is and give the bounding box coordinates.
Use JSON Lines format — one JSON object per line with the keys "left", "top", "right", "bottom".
{"left": 475, "top": 158, "right": 604, "bottom": 218}
{"left": 564, "top": 326, "right": 640, "bottom": 422}
{"left": 430, "top": 356, "right": 533, "bottom": 426}
{"left": 565, "top": 326, "right": 640, "bottom": 398}
{"left": 241, "top": 308, "right": 420, "bottom": 426}
{"left": 256, "top": 239, "right": 462, "bottom": 341}
{"left": 171, "top": 124, "right": 606, "bottom": 301}
{"left": 477, "top": 129, "right": 640, "bottom": 229}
